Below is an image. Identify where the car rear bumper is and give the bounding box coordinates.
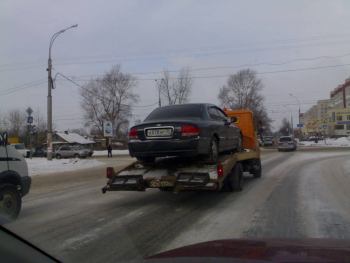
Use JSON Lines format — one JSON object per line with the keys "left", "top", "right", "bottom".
{"left": 128, "top": 137, "right": 210, "bottom": 158}
{"left": 278, "top": 145, "right": 296, "bottom": 151}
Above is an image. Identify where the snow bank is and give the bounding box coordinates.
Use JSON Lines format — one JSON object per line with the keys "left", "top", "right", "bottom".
{"left": 93, "top": 150, "right": 129, "bottom": 156}
{"left": 298, "top": 137, "right": 350, "bottom": 147}
{"left": 27, "top": 158, "right": 104, "bottom": 176}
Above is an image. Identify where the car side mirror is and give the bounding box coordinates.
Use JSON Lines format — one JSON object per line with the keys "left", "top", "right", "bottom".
{"left": 0, "top": 132, "right": 8, "bottom": 146}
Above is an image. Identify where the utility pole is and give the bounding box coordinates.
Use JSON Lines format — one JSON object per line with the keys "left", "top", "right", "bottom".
{"left": 26, "top": 107, "right": 33, "bottom": 158}
{"left": 47, "top": 24, "right": 78, "bottom": 160}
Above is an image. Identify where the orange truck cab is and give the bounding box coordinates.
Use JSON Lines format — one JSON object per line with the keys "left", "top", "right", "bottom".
{"left": 224, "top": 108, "right": 259, "bottom": 151}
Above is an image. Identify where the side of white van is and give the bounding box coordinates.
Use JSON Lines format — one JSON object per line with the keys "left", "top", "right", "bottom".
{"left": 0, "top": 133, "right": 31, "bottom": 222}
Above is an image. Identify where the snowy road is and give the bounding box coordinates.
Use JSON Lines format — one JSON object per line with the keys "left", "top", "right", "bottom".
{"left": 5, "top": 149, "right": 350, "bottom": 262}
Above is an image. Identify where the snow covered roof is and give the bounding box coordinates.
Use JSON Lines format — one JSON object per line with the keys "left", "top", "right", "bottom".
{"left": 56, "top": 132, "right": 95, "bottom": 144}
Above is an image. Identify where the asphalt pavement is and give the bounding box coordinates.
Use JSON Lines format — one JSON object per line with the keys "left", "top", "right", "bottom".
{"left": 5, "top": 149, "right": 350, "bottom": 262}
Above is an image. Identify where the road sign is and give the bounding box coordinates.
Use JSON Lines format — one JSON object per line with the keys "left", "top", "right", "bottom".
{"left": 297, "top": 123, "right": 303, "bottom": 128}
{"left": 103, "top": 121, "right": 113, "bottom": 137}
{"left": 27, "top": 116, "right": 33, "bottom": 124}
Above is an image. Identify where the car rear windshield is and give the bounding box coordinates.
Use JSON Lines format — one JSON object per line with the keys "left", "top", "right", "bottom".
{"left": 279, "top": 137, "right": 292, "bottom": 142}
{"left": 145, "top": 105, "right": 203, "bottom": 120}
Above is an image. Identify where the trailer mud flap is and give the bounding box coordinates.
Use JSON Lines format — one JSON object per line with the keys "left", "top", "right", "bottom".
{"left": 102, "top": 175, "right": 145, "bottom": 193}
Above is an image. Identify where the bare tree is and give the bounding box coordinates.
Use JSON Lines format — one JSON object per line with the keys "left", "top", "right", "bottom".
{"left": 158, "top": 67, "right": 192, "bottom": 105}
{"left": 218, "top": 69, "right": 271, "bottom": 131}
{"left": 6, "top": 109, "right": 26, "bottom": 137}
{"left": 80, "top": 65, "right": 139, "bottom": 137}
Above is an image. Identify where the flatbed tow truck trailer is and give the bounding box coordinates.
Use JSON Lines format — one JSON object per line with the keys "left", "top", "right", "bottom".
{"left": 102, "top": 109, "right": 261, "bottom": 193}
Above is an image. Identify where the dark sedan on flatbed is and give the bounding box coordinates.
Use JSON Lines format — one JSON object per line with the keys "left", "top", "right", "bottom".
{"left": 128, "top": 103, "right": 241, "bottom": 163}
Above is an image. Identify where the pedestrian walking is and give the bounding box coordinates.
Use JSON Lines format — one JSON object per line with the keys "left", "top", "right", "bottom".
{"left": 107, "top": 144, "right": 112, "bottom": 158}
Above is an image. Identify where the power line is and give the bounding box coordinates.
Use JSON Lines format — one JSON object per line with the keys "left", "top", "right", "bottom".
{"left": 2, "top": 33, "right": 350, "bottom": 72}
{"left": 65, "top": 62, "right": 350, "bottom": 82}
{"left": 53, "top": 72, "right": 159, "bottom": 108}
{"left": 3, "top": 61, "right": 350, "bottom": 98}
{"left": 0, "top": 79, "right": 46, "bottom": 96}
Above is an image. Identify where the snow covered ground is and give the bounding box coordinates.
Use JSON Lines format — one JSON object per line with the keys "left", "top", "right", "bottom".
{"left": 26, "top": 158, "right": 105, "bottom": 176}
{"left": 92, "top": 149, "right": 129, "bottom": 156}
{"left": 298, "top": 137, "right": 350, "bottom": 147}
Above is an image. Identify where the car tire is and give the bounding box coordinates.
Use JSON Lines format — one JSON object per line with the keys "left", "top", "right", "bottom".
{"left": 222, "top": 163, "right": 243, "bottom": 192}
{"left": 56, "top": 154, "right": 61, "bottom": 159}
{"left": 74, "top": 154, "right": 80, "bottom": 159}
{"left": 136, "top": 156, "right": 155, "bottom": 163}
{"left": 205, "top": 137, "right": 219, "bottom": 164}
{"left": 0, "top": 184, "right": 22, "bottom": 221}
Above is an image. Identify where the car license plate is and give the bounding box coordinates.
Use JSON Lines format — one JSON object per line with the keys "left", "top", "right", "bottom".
{"left": 146, "top": 128, "right": 172, "bottom": 137}
{"left": 150, "top": 180, "right": 174, "bottom": 188}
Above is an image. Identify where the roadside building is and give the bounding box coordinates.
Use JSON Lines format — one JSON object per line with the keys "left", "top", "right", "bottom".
{"left": 330, "top": 78, "right": 350, "bottom": 108}
{"left": 53, "top": 131, "right": 95, "bottom": 148}
{"left": 301, "top": 99, "right": 331, "bottom": 136}
{"left": 327, "top": 108, "right": 350, "bottom": 137}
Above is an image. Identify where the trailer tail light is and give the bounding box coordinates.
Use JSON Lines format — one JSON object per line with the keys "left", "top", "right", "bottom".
{"left": 128, "top": 128, "right": 138, "bottom": 139}
{"left": 106, "top": 167, "right": 114, "bottom": 179}
{"left": 217, "top": 162, "right": 224, "bottom": 177}
{"left": 181, "top": 124, "right": 199, "bottom": 137}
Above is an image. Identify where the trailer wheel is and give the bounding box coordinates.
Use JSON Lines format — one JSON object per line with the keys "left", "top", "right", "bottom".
{"left": 251, "top": 159, "right": 262, "bottom": 178}
{"left": 0, "top": 184, "right": 22, "bottom": 221}
{"left": 223, "top": 163, "right": 243, "bottom": 192}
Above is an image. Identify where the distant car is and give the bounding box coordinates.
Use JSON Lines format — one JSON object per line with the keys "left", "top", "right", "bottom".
{"left": 55, "top": 145, "right": 90, "bottom": 159}
{"left": 11, "top": 143, "right": 30, "bottom": 158}
{"left": 31, "top": 147, "right": 45, "bottom": 157}
{"left": 262, "top": 136, "right": 274, "bottom": 146}
{"left": 128, "top": 103, "right": 242, "bottom": 163}
{"left": 277, "top": 136, "right": 297, "bottom": 151}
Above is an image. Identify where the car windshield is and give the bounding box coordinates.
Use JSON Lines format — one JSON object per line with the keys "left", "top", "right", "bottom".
{"left": 145, "top": 105, "right": 203, "bottom": 121}
{"left": 2, "top": 1, "right": 350, "bottom": 263}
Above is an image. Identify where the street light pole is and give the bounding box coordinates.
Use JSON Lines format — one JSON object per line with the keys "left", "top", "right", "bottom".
{"left": 289, "top": 93, "right": 301, "bottom": 138}
{"left": 47, "top": 24, "right": 78, "bottom": 160}
{"left": 289, "top": 93, "right": 301, "bottom": 126}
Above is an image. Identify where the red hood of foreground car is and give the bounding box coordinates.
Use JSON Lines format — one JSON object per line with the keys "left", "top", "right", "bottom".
{"left": 146, "top": 239, "right": 350, "bottom": 263}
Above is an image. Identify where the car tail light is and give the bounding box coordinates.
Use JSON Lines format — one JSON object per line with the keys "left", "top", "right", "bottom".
{"left": 106, "top": 167, "right": 114, "bottom": 179}
{"left": 217, "top": 162, "right": 224, "bottom": 177}
{"left": 128, "top": 128, "right": 138, "bottom": 139}
{"left": 181, "top": 124, "right": 199, "bottom": 137}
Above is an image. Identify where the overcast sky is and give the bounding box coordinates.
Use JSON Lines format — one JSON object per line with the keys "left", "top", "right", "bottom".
{"left": 1, "top": 0, "right": 350, "bottom": 131}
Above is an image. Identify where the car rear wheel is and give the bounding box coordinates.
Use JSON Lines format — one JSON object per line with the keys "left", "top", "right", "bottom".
{"left": 74, "top": 153, "right": 80, "bottom": 159}
{"left": 56, "top": 154, "right": 61, "bottom": 159}
{"left": 0, "top": 184, "right": 22, "bottom": 221}
{"left": 136, "top": 156, "right": 155, "bottom": 163}
{"left": 205, "top": 137, "right": 219, "bottom": 164}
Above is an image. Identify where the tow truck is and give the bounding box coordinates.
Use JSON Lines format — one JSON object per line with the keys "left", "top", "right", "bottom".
{"left": 102, "top": 109, "right": 261, "bottom": 193}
